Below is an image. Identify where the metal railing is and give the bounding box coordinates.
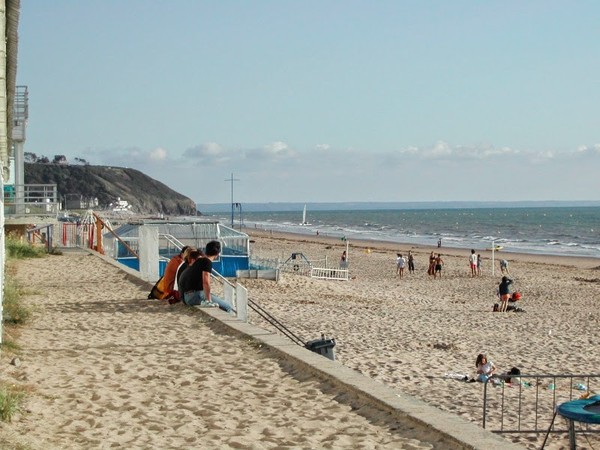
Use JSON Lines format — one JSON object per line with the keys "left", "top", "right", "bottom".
{"left": 210, "top": 269, "right": 236, "bottom": 313}
{"left": 482, "top": 373, "right": 600, "bottom": 438}
{"left": 4, "top": 184, "right": 59, "bottom": 217}
{"left": 27, "top": 223, "right": 54, "bottom": 252}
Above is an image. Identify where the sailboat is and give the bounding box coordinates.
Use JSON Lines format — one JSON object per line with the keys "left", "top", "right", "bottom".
{"left": 301, "top": 204, "right": 310, "bottom": 225}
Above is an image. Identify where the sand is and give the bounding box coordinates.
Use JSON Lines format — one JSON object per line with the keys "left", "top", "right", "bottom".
{"left": 1, "top": 249, "right": 449, "bottom": 450}
{"left": 242, "top": 229, "right": 600, "bottom": 449}
{"left": 2, "top": 229, "right": 599, "bottom": 449}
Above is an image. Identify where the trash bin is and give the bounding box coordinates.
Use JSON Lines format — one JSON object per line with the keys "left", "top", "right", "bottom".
{"left": 305, "top": 335, "right": 336, "bottom": 361}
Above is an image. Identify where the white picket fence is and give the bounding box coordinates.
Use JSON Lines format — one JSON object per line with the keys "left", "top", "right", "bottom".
{"left": 310, "top": 267, "right": 349, "bottom": 281}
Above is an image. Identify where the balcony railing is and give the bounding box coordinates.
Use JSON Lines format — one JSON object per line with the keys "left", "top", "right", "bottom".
{"left": 3, "top": 184, "right": 59, "bottom": 217}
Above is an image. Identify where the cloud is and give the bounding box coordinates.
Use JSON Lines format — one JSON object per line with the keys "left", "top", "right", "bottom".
{"left": 245, "top": 141, "right": 297, "bottom": 160}
{"left": 393, "top": 141, "right": 520, "bottom": 161}
{"left": 182, "top": 142, "right": 230, "bottom": 164}
{"left": 149, "top": 147, "right": 167, "bottom": 161}
{"left": 77, "top": 139, "right": 600, "bottom": 203}
{"left": 85, "top": 146, "right": 165, "bottom": 167}
{"left": 574, "top": 144, "right": 600, "bottom": 157}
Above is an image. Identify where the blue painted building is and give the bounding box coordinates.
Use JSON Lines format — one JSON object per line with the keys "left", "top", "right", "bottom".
{"left": 104, "top": 220, "right": 249, "bottom": 277}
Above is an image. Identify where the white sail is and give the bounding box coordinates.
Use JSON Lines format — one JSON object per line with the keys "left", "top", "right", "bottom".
{"left": 302, "top": 204, "right": 307, "bottom": 224}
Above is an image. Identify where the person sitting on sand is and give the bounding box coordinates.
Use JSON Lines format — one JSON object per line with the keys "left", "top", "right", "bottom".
{"left": 179, "top": 242, "right": 232, "bottom": 313}
{"left": 475, "top": 353, "right": 497, "bottom": 382}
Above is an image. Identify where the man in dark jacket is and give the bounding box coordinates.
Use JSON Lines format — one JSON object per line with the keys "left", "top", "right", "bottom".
{"left": 498, "top": 276, "right": 513, "bottom": 312}
{"left": 179, "top": 241, "right": 232, "bottom": 312}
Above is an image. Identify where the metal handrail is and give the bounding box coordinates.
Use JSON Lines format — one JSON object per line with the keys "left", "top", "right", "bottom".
{"left": 160, "top": 234, "right": 185, "bottom": 251}
{"left": 482, "top": 373, "right": 600, "bottom": 435}
{"left": 247, "top": 297, "right": 306, "bottom": 347}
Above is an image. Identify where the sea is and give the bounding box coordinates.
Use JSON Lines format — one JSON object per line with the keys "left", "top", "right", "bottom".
{"left": 204, "top": 205, "right": 600, "bottom": 259}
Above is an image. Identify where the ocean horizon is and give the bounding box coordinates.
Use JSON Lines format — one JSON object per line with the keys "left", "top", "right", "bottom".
{"left": 197, "top": 203, "right": 600, "bottom": 259}
{"left": 197, "top": 200, "right": 600, "bottom": 213}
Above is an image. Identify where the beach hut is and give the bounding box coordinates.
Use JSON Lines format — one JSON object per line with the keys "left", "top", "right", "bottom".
{"left": 103, "top": 220, "right": 250, "bottom": 277}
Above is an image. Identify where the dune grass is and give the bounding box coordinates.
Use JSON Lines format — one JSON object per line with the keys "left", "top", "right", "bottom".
{"left": 0, "top": 386, "right": 25, "bottom": 422}
{"left": 0, "top": 238, "right": 43, "bottom": 424}
{"left": 5, "top": 236, "right": 46, "bottom": 259}
{"left": 2, "top": 273, "right": 30, "bottom": 326}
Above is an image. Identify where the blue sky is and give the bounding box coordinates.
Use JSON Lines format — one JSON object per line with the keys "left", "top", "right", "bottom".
{"left": 18, "top": 1, "right": 600, "bottom": 204}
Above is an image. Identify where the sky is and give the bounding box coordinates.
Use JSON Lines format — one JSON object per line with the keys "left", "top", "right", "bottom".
{"left": 17, "top": 1, "right": 600, "bottom": 204}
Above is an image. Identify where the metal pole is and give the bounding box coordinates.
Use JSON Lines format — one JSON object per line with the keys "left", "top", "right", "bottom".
{"left": 492, "top": 240, "right": 495, "bottom": 276}
{"left": 225, "top": 173, "right": 240, "bottom": 227}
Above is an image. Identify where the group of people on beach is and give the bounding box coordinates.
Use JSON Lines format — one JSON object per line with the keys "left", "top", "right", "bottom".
{"left": 395, "top": 251, "right": 444, "bottom": 278}
{"left": 149, "top": 241, "right": 232, "bottom": 312}
{"left": 469, "top": 249, "right": 510, "bottom": 278}
{"left": 394, "top": 248, "right": 511, "bottom": 283}
{"left": 469, "top": 249, "right": 482, "bottom": 277}
{"left": 395, "top": 251, "right": 415, "bottom": 278}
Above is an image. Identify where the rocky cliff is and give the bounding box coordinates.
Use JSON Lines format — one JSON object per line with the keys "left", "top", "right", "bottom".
{"left": 24, "top": 163, "right": 198, "bottom": 215}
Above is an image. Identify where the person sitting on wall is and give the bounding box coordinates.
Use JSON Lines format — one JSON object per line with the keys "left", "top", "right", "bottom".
{"left": 178, "top": 241, "right": 232, "bottom": 313}
{"left": 149, "top": 246, "right": 190, "bottom": 301}
{"left": 159, "top": 246, "right": 190, "bottom": 301}
{"left": 174, "top": 247, "right": 198, "bottom": 293}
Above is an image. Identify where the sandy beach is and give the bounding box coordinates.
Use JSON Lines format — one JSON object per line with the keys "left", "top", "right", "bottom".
{"left": 243, "top": 229, "right": 600, "bottom": 449}
{"left": 1, "top": 249, "right": 463, "bottom": 450}
{"left": 1, "top": 231, "right": 599, "bottom": 449}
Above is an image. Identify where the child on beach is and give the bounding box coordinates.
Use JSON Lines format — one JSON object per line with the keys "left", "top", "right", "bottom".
{"left": 396, "top": 253, "right": 405, "bottom": 278}
{"left": 475, "top": 353, "right": 497, "bottom": 382}
{"left": 469, "top": 249, "right": 477, "bottom": 277}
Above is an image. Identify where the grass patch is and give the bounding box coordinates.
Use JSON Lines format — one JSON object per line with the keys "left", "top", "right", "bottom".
{"left": 2, "top": 276, "right": 30, "bottom": 325}
{"left": 2, "top": 236, "right": 44, "bottom": 328}
{"left": 0, "top": 336, "right": 20, "bottom": 353}
{"left": 0, "top": 385, "right": 25, "bottom": 422}
{"left": 5, "top": 236, "right": 46, "bottom": 259}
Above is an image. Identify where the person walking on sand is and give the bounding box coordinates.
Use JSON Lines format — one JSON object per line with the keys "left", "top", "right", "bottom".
{"left": 396, "top": 253, "right": 405, "bottom": 278}
{"left": 408, "top": 251, "right": 415, "bottom": 274}
{"left": 434, "top": 254, "right": 444, "bottom": 279}
{"left": 469, "top": 249, "right": 477, "bottom": 277}
{"left": 500, "top": 259, "right": 509, "bottom": 275}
